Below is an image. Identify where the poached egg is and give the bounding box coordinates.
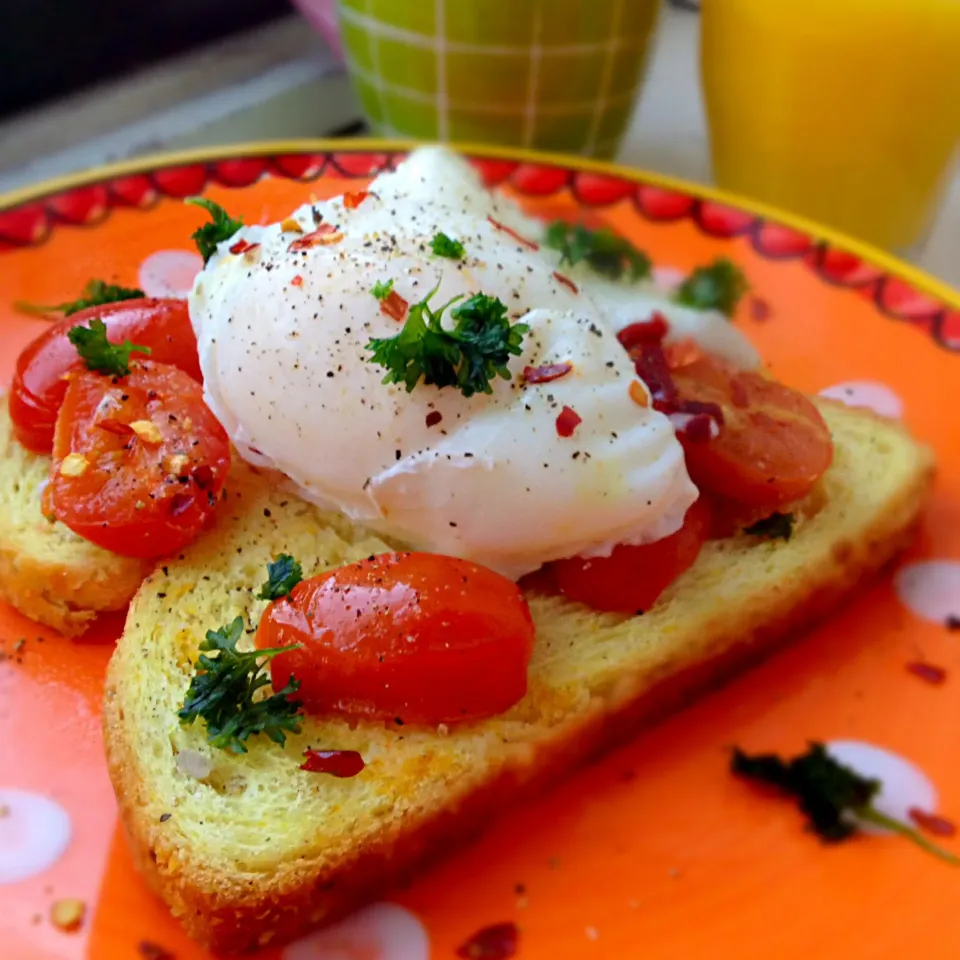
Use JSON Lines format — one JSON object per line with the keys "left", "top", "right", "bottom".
{"left": 189, "top": 147, "right": 757, "bottom": 579}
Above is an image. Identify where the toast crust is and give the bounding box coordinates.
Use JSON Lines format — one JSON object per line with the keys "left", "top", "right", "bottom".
{"left": 0, "top": 403, "right": 149, "bottom": 634}
{"left": 103, "top": 401, "right": 935, "bottom": 953}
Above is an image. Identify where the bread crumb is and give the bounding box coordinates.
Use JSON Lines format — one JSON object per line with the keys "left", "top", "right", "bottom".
{"left": 130, "top": 420, "right": 163, "bottom": 445}
{"left": 51, "top": 899, "right": 85, "bottom": 932}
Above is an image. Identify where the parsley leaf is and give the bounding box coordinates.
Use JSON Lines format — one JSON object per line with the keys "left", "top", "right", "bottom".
{"left": 366, "top": 288, "right": 529, "bottom": 397}
{"left": 371, "top": 279, "right": 395, "bottom": 301}
{"left": 178, "top": 616, "right": 303, "bottom": 754}
{"left": 67, "top": 318, "right": 151, "bottom": 377}
{"left": 743, "top": 512, "right": 795, "bottom": 541}
{"left": 14, "top": 278, "right": 144, "bottom": 319}
{"left": 733, "top": 743, "right": 959, "bottom": 863}
{"left": 430, "top": 232, "right": 465, "bottom": 259}
{"left": 257, "top": 554, "right": 303, "bottom": 601}
{"left": 544, "top": 221, "right": 651, "bottom": 282}
{"left": 185, "top": 197, "right": 244, "bottom": 263}
{"left": 674, "top": 258, "right": 749, "bottom": 317}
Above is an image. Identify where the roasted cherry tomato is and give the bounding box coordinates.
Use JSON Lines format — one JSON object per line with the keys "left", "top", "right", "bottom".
{"left": 9, "top": 298, "right": 200, "bottom": 453}
{"left": 47, "top": 361, "right": 230, "bottom": 558}
{"left": 551, "top": 497, "right": 712, "bottom": 614}
{"left": 258, "top": 552, "right": 536, "bottom": 725}
{"left": 671, "top": 355, "right": 833, "bottom": 509}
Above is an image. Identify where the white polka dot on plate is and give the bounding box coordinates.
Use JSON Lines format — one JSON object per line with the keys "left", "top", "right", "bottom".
{"left": 894, "top": 560, "right": 960, "bottom": 625}
{"left": 0, "top": 789, "right": 71, "bottom": 884}
{"left": 819, "top": 380, "right": 903, "bottom": 419}
{"left": 138, "top": 250, "right": 203, "bottom": 299}
{"left": 825, "top": 740, "right": 938, "bottom": 833}
{"left": 283, "top": 902, "right": 428, "bottom": 960}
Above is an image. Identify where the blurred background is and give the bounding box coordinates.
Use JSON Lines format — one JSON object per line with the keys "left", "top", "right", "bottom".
{"left": 0, "top": 0, "right": 957, "bottom": 284}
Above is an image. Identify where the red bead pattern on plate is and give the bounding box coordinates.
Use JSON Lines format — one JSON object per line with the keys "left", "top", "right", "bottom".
{"left": 0, "top": 148, "right": 955, "bottom": 353}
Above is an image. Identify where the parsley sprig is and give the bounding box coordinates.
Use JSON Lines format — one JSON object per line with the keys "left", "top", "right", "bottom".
{"left": 733, "top": 743, "right": 959, "bottom": 864}
{"left": 366, "top": 287, "right": 529, "bottom": 397}
{"left": 185, "top": 197, "right": 244, "bottom": 262}
{"left": 430, "top": 232, "right": 465, "bottom": 259}
{"left": 743, "top": 512, "right": 795, "bottom": 541}
{"left": 179, "top": 616, "right": 303, "bottom": 754}
{"left": 675, "top": 258, "right": 749, "bottom": 317}
{"left": 14, "top": 278, "right": 144, "bottom": 319}
{"left": 68, "top": 318, "right": 151, "bottom": 377}
{"left": 371, "top": 279, "right": 395, "bottom": 301}
{"left": 544, "top": 221, "right": 651, "bottom": 282}
{"left": 258, "top": 554, "right": 304, "bottom": 601}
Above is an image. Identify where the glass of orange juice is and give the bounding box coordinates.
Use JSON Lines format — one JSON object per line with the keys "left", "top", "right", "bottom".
{"left": 700, "top": 0, "right": 960, "bottom": 253}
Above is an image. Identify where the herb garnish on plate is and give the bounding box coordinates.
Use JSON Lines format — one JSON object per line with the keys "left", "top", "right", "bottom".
{"left": 15, "top": 278, "right": 145, "bottom": 319}
{"left": 733, "top": 742, "right": 959, "bottom": 864}
{"left": 544, "top": 221, "right": 651, "bottom": 282}
{"left": 257, "top": 553, "right": 304, "bottom": 601}
{"left": 185, "top": 197, "right": 244, "bottom": 262}
{"left": 674, "top": 258, "right": 749, "bottom": 317}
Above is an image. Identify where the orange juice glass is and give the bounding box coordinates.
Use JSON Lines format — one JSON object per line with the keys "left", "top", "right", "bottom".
{"left": 700, "top": 0, "right": 960, "bottom": 253}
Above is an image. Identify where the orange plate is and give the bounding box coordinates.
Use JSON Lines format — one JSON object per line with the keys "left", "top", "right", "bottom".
{"left": 1, "top": 141, "right": 959, "bottom": 960}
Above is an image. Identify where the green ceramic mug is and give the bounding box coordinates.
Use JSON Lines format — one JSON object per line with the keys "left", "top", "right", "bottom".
{"left": 336, "top": 0, "right": 660, "bottom": 158}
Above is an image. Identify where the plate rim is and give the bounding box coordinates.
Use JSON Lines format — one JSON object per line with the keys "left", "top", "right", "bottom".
{"left": 3, "top": 135, "right": 958, "bottom": 316}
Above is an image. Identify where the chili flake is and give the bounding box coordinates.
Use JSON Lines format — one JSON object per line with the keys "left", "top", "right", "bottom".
{"left": 523, "top": 361, "right": 572, "bottom": 385}
{"left": 556, "top": 405, "right": 582, "bottom": 438}
{"left": 908, "top": 808, "right": 957, "bottom": 838}
{"left": 906, "top": 661, "right": 947, "bottom": 685}
{"left": 617, "top": 312, "right": 669, "bottom": 351}
{"left": 456, "top": 921, "right": 519, "bottom": 959}
{"left": 487, "top": 215, "right": 539, "bottom": 250}
{"left": 343, "top": 190, "right": 371, "bottom": 209}
{"left": 290, "top": 274, "right": 304, "bottom": 287}
{"left": 97, "top": 418, "right": 135, "bottom": 437}
{"left": 228, "top": 238, "right": 259, "bottom": 256}
{"left": 380, "top": 289, "right": 409, "bottom": 322}
{"left": 552, "top": 270, "right": 578, "bottom": 294}
{"left": 425, "top": 411, "right": 443, "bottom": 427}
{"left": 280, "top": 218, "right": 303, "bottom": 234}
{"left": 300, "top": 749, "right": 365, "bottom": 778}
{"left": 130, "top": 419, "right": 163, "bottom": 445}
{"left": 288, "top": 223, "right": 343, "bottom": 251}
{"left": 59, "top": 453, "right": 89, "bottom": 477}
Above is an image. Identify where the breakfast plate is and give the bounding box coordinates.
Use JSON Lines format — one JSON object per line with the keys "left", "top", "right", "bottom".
{"left": 1, "top": 140, "right": 958, "bottom": 960}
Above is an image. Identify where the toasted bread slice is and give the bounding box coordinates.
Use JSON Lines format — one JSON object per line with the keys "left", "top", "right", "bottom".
{"left": 103, "top": 400, "right": 933, "bottom": 953}
{"left": 0, "top": 402, "right": 149, "bottom": 635}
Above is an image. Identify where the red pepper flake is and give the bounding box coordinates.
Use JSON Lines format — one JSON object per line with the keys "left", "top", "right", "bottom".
{"left": 617, "top": 312, "right": 669, "bottom": 351}
{"left": 908, "top": 808, "right": 957, "bottom": 837}
{"left": 137, "top": 941, "right": 175, "bottom": 960}
{"left": 555, "top": 405, "right": 582, "bottom": 438}
{"left": 523, "top": 361, "right": 572, "bottom": 385}
{"left": 169, "top": 493, "right": 195, "bottom": 517}
{"left": 229, "top": 238, "right": 259, "bottom": 255}
{"left": 301, "top": 749, "right": 365, "bottom": 778}
{"left": 97, "top": 418, "right": 135, "bottom": 437}
{"left": 425, "top": 410, "right": 443, "bottom": 428}
{"left": 552, "top": 270, "right": 578, "bottom": 294}
{"left": 343, "top": 190, "right": 370, "bottom": 209}
{"left": 288, "top": 223, "right": 343, "bottom": 251}
{"left": 487, "top": 215, "right": 539, "bottom": 250}
{"left": 380, "top": 289, "right": 409, "bottom": 322}
{"left": 750, "top": 295, "right": 772, "bottom": 322}
{"left": 192, "top": 465, "right": 214, "bottom": 489}
{"left": 906, "top": 661, "right": 947, "bottom": 685}
{"left": 456, "top": 922, "right": 519, "bottom": 960}
{"left": 628, "top": 380, "right": 649, "bottom": 407}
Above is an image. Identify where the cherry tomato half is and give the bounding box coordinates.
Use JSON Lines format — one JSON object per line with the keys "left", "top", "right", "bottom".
{"left": 258, "top": 552, "right": 536, "bottom": 725}
{"left": 47, "top": 361, "right": 230, "bottom": 558}
{"left": 551, "top": 497, "right": 712, "bottom": 614}
{"left": 671, "top": 355, "right": 833, "bottom": 509}
{"left": 9, "top": 298, "right": 200, "bottom": 453}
